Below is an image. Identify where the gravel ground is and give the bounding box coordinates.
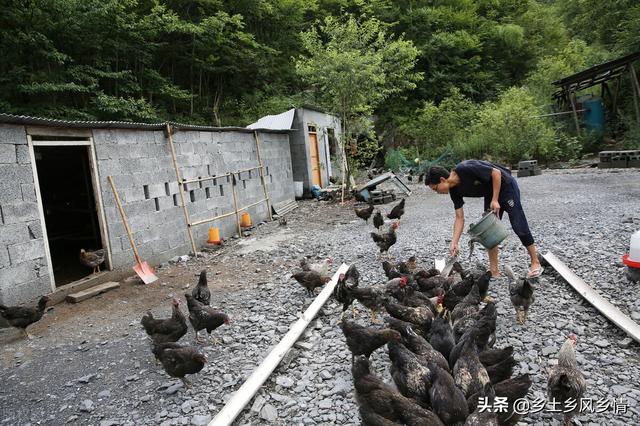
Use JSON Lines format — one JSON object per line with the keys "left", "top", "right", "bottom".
{"left": 1, "top": 167, "right": 639, "bottom": 426}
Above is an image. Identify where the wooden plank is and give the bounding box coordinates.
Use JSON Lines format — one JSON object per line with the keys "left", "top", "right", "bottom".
{"left": 569, "top": 92, "right": 581, "bottom": 137}
{"left": 630, "top": 65, "right": 640, "bottom": 124}
{"left": 66, "top": 282, "right": 120, "bottom": 303}
{"left": 543, "top": 251, "right": 640, "bottom": 344}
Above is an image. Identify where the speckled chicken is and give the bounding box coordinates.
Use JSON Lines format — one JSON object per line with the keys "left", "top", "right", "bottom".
{"left": 292, "top": 270, "right": 330, "bottom": 296}
{"left": 334, "top": 264, "right": 360, "bottom": 320}
{"left": 548, "top": 336, "right": 587, "bottom": 426}
{"left": 184, "top": 293, "right": 230, "bottom": 344}
{"left": 0, "top": 296, "right": 49, "bottom": 338}
{"left": 388, "top": 340, "right": 432, "bottom": 404}
{"left": 384, "top": 300, "right": 433, "bottom": 333}
{"left": 191, "top": 270, "right": 211, "bottom": 306}
{"left": 465, "top": 382, "right": 499, "bottom": 425}
{"left": 352, "top": 356, "right": 444, "bottom": 426}
{"left": 505, "top": 265, "right": 535, "bottom": 325}
{"left": 371, "top": 222, "right": 398, "bottom": 255}
{"left": 468, "top": 374, "right": 532, "bottom": 425}
{"left": 79, "top": 248, "right": 105, "bottom": 274}
{"left": 453, "top": 337, "right": 490, "bottom": 398}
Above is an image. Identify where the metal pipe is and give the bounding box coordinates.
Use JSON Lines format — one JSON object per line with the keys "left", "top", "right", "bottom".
{"left": 529, "top": 109, "right": 586, "bottom": 119}
{"left": 208, "top": 264, "right": 350, "bottom": 426}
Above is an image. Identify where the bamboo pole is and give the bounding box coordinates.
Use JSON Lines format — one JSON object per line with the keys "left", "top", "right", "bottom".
{"left": 230, "top": 174, "right": 242, "bottom": 237}
{"left": 630, "top": 65, "right": 640, "bottom": 124}
{"left": 209, "top": 264, "right": 350, "bottom": 426}
{"left": 569, "top": 91, "right": 581, "bottom": 137}
{"left": 190, "top": 198, "right": 268, "bottom": 227}
{"left": 181, "top": 166, "right": 262, "bottom": 185}
{"left": 253, "top": 131, "right": 273, "bottom": 221}
{"left": 612, "top": 75, "right": 622, "bottom": 114}
{"left": 166, "top": 124, "right": 197, "bottom": 254}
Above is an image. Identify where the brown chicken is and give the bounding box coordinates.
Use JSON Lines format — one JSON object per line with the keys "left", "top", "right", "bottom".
{"left": 355, "top": 202, "right": 375, "bottom": 222}
{"left": 340, "top": 319, "right": 400, "bottom": 359}
{"left": 427, "top": 361, "right": 469, "bottom": 425}
{"left": 352, "top": 356, "right": 444, "bottom": 426}
{"left": 152, "top": 342, "right": 207, "bottom": 387}
{"left": 548, "top": 335, "right": 587, "bottom": 426}
{"left": 79, "top": 248, "right": 105, "bottom": 274}
{"left": 300, "top": 257, "right": 333, "bottom": 276}
{"left": 384, "top": 300, "right": 433, "bottom": 332}
{"left": 371, "top": 222, "right": 398, "bottom": 255}
{"left": 386, "top": 198, "right": 405, "bottom": 221}
{"left": 191, "top": 270, "right": 211, "bottom": 306}
{"left": 184, "top": 293, "right": 230, "bottom": 343}
{"left": 141, "top": 298, "right": 188, "bottom": 344}
{"left": 348, "top": 285, "right": 388, "bottom": 324}
{"left": 0, "top": 296, "right": 49, "bottom": 338}
{"left": 292, "top": 270, "right": 330, "bottom": 296}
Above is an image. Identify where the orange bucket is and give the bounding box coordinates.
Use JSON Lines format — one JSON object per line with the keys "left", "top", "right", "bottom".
{"left": 207, "top": 227, "right": 221, "bottom": 245}
{"left": 240, "top": 212, "right": 252, "bottom": 228}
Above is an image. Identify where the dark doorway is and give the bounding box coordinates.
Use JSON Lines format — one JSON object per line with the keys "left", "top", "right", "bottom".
{"left": 34, "top": 145, "right": 104, "bottom": 286}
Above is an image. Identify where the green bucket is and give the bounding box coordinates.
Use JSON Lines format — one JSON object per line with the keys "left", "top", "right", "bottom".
{"left": 467, "top": 211, "right": 508, "bottom": 250}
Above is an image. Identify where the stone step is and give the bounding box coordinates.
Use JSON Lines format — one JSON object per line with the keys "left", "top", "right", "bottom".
{"left": 66, "top": 281, "right": 120, "bottom": 303}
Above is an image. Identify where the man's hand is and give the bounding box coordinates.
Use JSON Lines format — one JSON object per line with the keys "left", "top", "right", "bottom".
{"left": 490, "top": 200, "right": 500, "bottom": 216}
{"left": 449, "top": 241, "right": 459, "bottom": 257}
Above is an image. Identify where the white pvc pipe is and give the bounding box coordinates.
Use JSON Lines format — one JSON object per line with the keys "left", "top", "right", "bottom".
{"left": 543, "top": 251, "right": 640, "bottom": 343}
{"left": 209, "top": 263, "right": 350, "bottom": 426}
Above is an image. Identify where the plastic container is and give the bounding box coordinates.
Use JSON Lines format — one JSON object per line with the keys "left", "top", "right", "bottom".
{"left": 294, "top": 181, "right": 304, "bottom": 198}
{"left": 623, "top": 230, "right": 640, "bottom": 268}
{"left": 207, "top": 227, "right": 221, "bottom": 245}
{"left": 583, "top": 97, "right": 605, "bottom": 135}
{"left": 467, "top": 211, "right": 509, "bottom": 250}
{"left": 240, "top": 212, "right": 252, "bottom": 228}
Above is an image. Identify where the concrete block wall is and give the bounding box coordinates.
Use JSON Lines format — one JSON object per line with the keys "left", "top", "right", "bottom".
{"left": 92, "top": 128, "right": 293, "bottom": 270}
{"left": 0, "top": 124, "right": 53, "bottom": 305}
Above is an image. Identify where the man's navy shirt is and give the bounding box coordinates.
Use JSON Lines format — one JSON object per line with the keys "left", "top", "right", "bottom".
{"left": 449, "top": 160, "right": 513, "bottom": 209}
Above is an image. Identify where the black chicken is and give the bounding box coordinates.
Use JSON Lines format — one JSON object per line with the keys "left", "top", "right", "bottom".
{"left": 372, "top": 210, "right": 384, "bottom": 230}
{"left": 386, "top": 316, "right": 429, "bottom": 341}
{"left": 386, "top": 198, "right": 405, "bottom": 221}
{"left": 388, "top": 340, "right": 432, "bottom": 404}
{"left": 505, "top": 265, "right": 535, "bottom": 325}
{"left": 334, "top": 264, "right": 360, "bottom": 320}
{"left": 0, "top": 296, "right": 49, "bottom": 338}
{"left": 184, "top": 293, "right": 230, "bottom": 343}
{"left": 443, "top": 270, "right": 492, "bottom": 311}
{"left": 349, "top": 285, "right": 388, "bottom": 324}
{"left": 468, "top": 374, "right": 532, "bottom": 425}
{"left": 485, "top": 352, "right": 517, "bottom": 384}
{"left": 352, "top": 356, "right": 444, "bottom": 426}
{"left": 479, "top": 346, "right": 514, "bottom": 367}
{"left": 384, "top": 300, "right": 433, "bottom": 332}
{"left": 141, "top": 298, "right": 188, "bottom": 344}
{"left": 340, "top": 319, "right": 401, "bottom": 359}
{"left": 429, "top": 310, "right": 455, "bottom": 361}
{"left": 355, "top": 202, "right": 375, "bottom": 223}
{"left": 191, "top": 270, "right": 211, "bottom": 306}
{"left": 465, "top": 382, "right": 499, "bottom": 425}
{"left": 427, "top": 362, "right": 469, "bottom": 425}
{"left": 400, "top": 326, "right": 450, "bottom": 372}
{"left": 450, "top": 283, "right": 481, "bottom": 325}
{"left": 371, "top": 222, "right": 398, "bottom": 255}
{"left": 152, "top": 342, "right": 207, "bottom": 387}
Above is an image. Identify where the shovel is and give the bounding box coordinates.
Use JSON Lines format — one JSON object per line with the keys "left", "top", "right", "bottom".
{"left": 107, "top": 176, "right": 158, "bottom": 284}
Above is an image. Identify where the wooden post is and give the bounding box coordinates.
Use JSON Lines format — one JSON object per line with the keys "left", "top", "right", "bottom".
{"left": 230, "top": 174, "right": 242, "bottom": 237}
{"left": 166, "top": 124, "right": 197, "bottom": 254}
{"left": 569, "top": 91, "right": 581, "bottom": 137}
{"left": 630, "top": 65, "right": 640, "bottom": 124}
{"left": 253, "top": 131, "right": 273, "bottom": 221}
{"left": 612, "top": 75, "right": 622, "bottom": 115}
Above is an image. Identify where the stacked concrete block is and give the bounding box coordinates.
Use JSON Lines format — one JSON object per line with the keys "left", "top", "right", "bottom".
{"left": 599, "top": 150, "right": 640, "bottom": 168}
{"left": 0, "top": 124, "right": 52, "bottom": 306}
{"left": 517, "top": 160, "right": 542, "bottom": 177}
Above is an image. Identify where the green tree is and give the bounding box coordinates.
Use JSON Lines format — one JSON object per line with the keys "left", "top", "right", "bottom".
{"left": 296, "top": 14, "right": 421, "bottom": 194}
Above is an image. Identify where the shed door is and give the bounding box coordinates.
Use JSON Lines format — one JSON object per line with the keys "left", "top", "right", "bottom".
{"left": 308, "top": 126, "right": 322, "bottom": 186}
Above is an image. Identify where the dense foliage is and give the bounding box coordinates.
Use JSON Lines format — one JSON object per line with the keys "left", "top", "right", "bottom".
{"left": 1, "top": 0, "right": 639, "bottom": 164}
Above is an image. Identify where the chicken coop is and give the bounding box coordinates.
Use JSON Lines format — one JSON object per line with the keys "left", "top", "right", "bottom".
{"left": 0, "top": 114, "right": 295, "bottom": 306}
{"left": 248, "top": 105, "right": 343, "bottom": 196}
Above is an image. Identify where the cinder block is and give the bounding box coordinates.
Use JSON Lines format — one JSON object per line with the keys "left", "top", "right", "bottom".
{"left": 0, "top": 182, "right": 24, "bottom": 204}
{"left": 147, "top": 183, "right": 165, "bottom": 199}
{"left": 8, "top": 239, "right": 45, "bottom": 264}
{"left": 0, "top": 164, "right": 34, "bottom": 185}
{"left": 0, "top": 276, "right": 51, "bottom": 306}
{"left": 16, "top": 145, "right": 30, "bottom": 164}
{"left": 20, "top": 183, "right": 36, "bottom": 202}
{"left": 0, "top": 260, "right": 39, "bottom": 286}
{"left": 156, "top": 196, "right": 174, "bottom": 211}
{"left": 0, "top": 144, "right": 16, "bottom": 164}
{"left": 26, "top": 221, "right": 42, "bottom": 239}
{"left": 123, "top": 187, "right": 146, "bottom": 203}
{"left": 0, "top": 201, "right": 39, "bottom": 224}
{"left": 0, "top": 124, "right": 27, "bottom": 145}
{"left": 0, "top": 246, "right": 9, "bottom": 268}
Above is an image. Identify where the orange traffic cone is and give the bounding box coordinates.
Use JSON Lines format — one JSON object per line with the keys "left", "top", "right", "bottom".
{"left": 207, "top": 227, "right": 221, "bottom": 245}
{"left": 240, "top": 212, "right": 252, "bottom": 228}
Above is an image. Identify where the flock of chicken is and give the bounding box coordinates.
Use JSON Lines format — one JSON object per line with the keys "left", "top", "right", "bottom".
{"left": 0, "top": 196, "right": 588, "bottom": 425}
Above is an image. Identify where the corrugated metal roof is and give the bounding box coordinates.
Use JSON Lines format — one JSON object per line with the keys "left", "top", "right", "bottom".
{"left": 0, "top": 112, "right": 292, "bottom": 134}
{"left": 246, "top": 108, "right": 295, "bottom": 130}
